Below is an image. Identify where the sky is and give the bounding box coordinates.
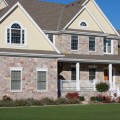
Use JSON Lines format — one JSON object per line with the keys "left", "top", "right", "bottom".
{"left": 40, "top": 0, "right": 120, "bottom": 30}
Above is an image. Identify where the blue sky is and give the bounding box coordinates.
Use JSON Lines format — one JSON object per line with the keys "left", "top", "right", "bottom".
{"left": 40, "top": 0, "right": 120, "bottom": 30}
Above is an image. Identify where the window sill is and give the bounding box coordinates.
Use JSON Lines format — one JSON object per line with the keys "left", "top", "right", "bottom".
{"left": 89, "top": 50, "right": 96, "bottom": 52}
{"left": 71, "top": 50, "right": 79, "bottom": 52}
{"left": 104, "top": 53, "right": 113, "bottom": 55}
{"left": 36, "top": 90, "right": 48, "bottom": 93}
{"left": 10, "top": 90, "right": 22, "bottom": 93}
{"left": 6, "top": 44, "right": 27, "bottom": 48}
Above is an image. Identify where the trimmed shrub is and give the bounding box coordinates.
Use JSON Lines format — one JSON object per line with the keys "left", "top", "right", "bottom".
{"left": 96, "top": 95, "right": 103, "bottom": 102}
{"left": 2, "top": 95, "right": 13, "bottom": 101}
{"left": 67, "top": 98, "right": 80, "bottom": 104}
{"left": 103, "top": 96, "right": 112, "bottom": 103}
{"left": 54, "top": 98, "right": 67, "bottom": 105}
{"left": 79, "top": 96, "right": 85, "bottom": 101}
{"left": 40, "top": 97, "right": 54, "bottom": 105}
{"left": 66, "top": 93, "right": 80, "bottom": 100}
{"left": 96, "top": 82, "right": 110, "bottom": 93}
{"left": 90, "top": 96, "right": 96, "bottom": 101}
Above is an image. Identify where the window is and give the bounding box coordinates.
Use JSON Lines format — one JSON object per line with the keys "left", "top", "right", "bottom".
{"left": 104, "top": 38, "right": 112, "bottom": 54}
{"left": 71, "top": 67, "right": 76, "bottom": 80}
{"left": 46, "top": 33, "right": 55, "bottom": 45}
{"left": 80, "top": 21, "right": 88, "bottom": 28}
{"left": 89, "top": 68, "right": 96, "bottom": 83}
{"left": 7, "top": 23, "right": 25, "bottom": 45}
{"left": 89, "top": 37, "right": 95, "bottom": 51}
{"left": 11, "top": 70, "right": 22, "bottom": 91}
{"left": 71, "top": 35, "right": 78, "bottom": 50}
{"left": 37, "top": 70, "right": 47, "bottom": 91}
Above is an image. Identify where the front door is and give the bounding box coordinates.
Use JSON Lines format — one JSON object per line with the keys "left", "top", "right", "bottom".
{"left": 104, "top": 69, "right": 109, "bottom": 81}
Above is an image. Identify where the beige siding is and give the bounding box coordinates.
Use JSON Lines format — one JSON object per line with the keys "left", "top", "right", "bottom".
{"left": 0, "top": 0, "right": 7, "bottom": 10}
{"left": 0, "top": 6, "right": 55, "bottom": 51}
{"left": 86, "top": 0, "right": 116, "bottom": 35}
{"left": 68, "top": 9, "right": 102, "bottom": 32}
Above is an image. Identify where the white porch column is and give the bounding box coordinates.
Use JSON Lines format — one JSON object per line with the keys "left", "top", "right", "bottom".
{"left": 109, "top": 64, "right": 112, "bottom": 90}
{"left": 76, "top": 63, "right": 80, "bottom": 91}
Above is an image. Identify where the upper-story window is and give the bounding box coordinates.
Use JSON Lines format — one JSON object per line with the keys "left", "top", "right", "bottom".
{"left": 80, "top": 21, "right": 88, "bottom": 28}
{"left": 46, "top": 33, "right": 55, "bottom": 45}
{"left": 7, "top": 23, "right": 25, "bottom": 45}
{"left": 89, "top": 37, "right": 95, "bottom": 52}
{"left": 71, "top": 35, "right": 78, "bottom": 51}
{"left": 104, "top": 38, "right": 112, "bottom": 54}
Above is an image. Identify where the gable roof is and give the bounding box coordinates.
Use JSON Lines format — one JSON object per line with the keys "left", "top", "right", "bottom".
{"left": 0, "top": 0, "right": 86, "bottom": 31}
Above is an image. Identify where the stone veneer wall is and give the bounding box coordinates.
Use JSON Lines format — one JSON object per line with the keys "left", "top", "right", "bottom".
{"left": 0, "top": 56, "right": 58, "bottom": 100}
{"left": 55, "top": 34, "right": 118, "bottom": 55}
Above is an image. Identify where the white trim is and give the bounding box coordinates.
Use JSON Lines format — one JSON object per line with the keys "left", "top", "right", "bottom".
{"left": 92, "top": 0, "right": 120, "bottom": 36}
{"left": 82, "top": 0, "right": 89, "bottom": 6}
{"left": 10, "top": 67, "right": 23, "bottom": 92}
{"left": 36, "top": 68, "right": 48, "bottom": 92}
{"left": 63, "top": 6, "right": 85, "bottom": 29}
{"left": 85, "top": 6, "right": 106, "bottom": 33}
{"left": 70, "top": 35, "right": 79, "bottom": 51}
{"left": 0, "top": 2, "right": 60, "bottom": 54}
{"left": 0, "top": 52, "right": 64, "bottom": 58}
{"left": 58, "top": 58, "right": 120, "bottom": 64}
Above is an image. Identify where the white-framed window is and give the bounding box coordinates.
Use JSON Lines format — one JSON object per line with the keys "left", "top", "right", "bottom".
{"left": 79, "top": 20, "right": 88, "bottom": 28}
{"left": 89, "top": 67, "right": 96, "bottom": 83}
{"left": 46, "top": 33, "right": 55, "bottom": 45}
{"left": 10, "top": 67, "right": 22, "bottom": 92}
{"left": 89, "top": 37, "right": 95, "bottom": 51}
{"left": 71, "top": 35, "right": 79, "bottom": 51}
{"left": 7, "top": 23, "right": 25, "bottom": 45}
{"left": 71, "top": 67, "right": 76, "bottom": 80}
{"left": 104, "top": 38, "right": 113, "bottom": 54}
{"left": 37, "top": 69, "right": 48, "bottom": 91}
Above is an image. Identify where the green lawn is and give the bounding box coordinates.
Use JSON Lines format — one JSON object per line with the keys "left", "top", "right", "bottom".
{"left": 0, "top": 104, "right": 120, "bottom": 120}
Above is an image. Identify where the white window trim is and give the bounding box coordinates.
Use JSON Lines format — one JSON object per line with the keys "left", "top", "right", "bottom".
{"left": 88, "top": 66, "right": 97, "bottom": 83}
{"left": 70, "top": 35, "right": 79, "bottom": 51}
{"left": 79, "top": 20, "right": 88, "bottom": 29}
{"left": 10, "top": 67, "right": 23, "bottom": 92}
{"left": 46, "top": 34, "right": 56, "bottom": 46}
{"left": 104, "top": 39, "right": 113, "bottom": 55}
{"left": 5, "top": 21, "right": 27, "bottom": 47}
{"left": 36, "top": 68, "right": 48, "bottom": 92}
{"left": 89, "top": 37, "right": 96, "bottom": 52}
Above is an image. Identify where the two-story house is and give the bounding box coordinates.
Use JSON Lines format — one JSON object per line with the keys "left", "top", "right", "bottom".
{"left": 0, "top": 0, "right": 120, "bottom": 100}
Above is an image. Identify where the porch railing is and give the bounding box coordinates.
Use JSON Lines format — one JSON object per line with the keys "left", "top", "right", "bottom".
{"left": 60, "top": 79, "right": 97, "bottom": 92}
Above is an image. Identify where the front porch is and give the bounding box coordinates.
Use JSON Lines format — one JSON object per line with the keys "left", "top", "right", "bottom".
{"left": 58, "top": 62, "right": 120, "bottom": 97}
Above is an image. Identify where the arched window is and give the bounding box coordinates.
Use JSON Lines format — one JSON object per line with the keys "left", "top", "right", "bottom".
{"left": 7, "top": 23, "right": 25, "bottom": 44}
{"left": 80, "top": 21, "right": 88, "bottom": 28}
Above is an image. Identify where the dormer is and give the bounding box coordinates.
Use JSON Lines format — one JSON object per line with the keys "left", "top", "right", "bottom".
{"left": 0, "top": 0, "right": 8, "bottom": 10}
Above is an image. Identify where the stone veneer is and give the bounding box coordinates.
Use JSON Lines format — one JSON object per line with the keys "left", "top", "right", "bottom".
{"left": 0, "top": 56, "right": 58, "bottom": 100}
{"left": 55, "top": 34, "right": 118, "bottom": 55}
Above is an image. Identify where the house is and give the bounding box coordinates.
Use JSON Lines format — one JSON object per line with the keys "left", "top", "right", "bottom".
{"left": 0, "top": 0, "right": 120, "bottom": 100}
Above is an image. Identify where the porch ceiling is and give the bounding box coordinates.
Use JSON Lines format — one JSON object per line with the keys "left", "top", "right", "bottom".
{"left": 58, "top": 54, "right": 120, "bottom": 64}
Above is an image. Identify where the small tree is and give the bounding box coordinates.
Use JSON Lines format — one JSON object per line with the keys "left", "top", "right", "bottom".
{"left": 96, "top": 82, "right": 110, "bottom": 93}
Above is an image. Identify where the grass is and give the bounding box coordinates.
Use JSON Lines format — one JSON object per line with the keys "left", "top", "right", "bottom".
{"left": 0, "top": 104, "right": 120, "bottom": 120}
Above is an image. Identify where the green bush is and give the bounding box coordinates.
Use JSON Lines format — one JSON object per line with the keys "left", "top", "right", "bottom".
{"left": 96, "top": 82, "right": 110, "bottom": 93}
{"left": 54, "top": 98, "right": 67, "bottom": 105}
{"left": 40, "top": 97, "right": 54, "bottom": 105}
{"left": 90, "top": 96, "right": 96, "bottom": 101}
{"left": 79, "top": 96, "right": 85, "bottom": 101}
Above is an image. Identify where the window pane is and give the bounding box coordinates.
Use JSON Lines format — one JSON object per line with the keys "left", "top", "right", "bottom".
{"left": 11, "top": 71, "right": 21, "bottom": 90}
{"left": 104, "top": 39, "right": 111, "bottom": 53}
{"left": 71, "top": 36, "right": 78, "bottom": 50}
{"left": 7, "top": 29, "right": 10, "bottom": 43}
{"left": 71, "top": 68, "right": 76, "bottom": 80}
{"left": 47, "top": 34, "right": 53, "bottom": 43}
{"left": 89, "top": 68, "right": 96, "bottom": 81}
{"left": 89, "top": 37, "right": 95, "bottom": 51}
{"left": 37, "top": 71, "right": 47, "bottom": 90}
{"left": 11, "top": 29, "right": 21, "bottom": 44}
{"left": 22, "top": 30, "right": 25, "bottom": 44}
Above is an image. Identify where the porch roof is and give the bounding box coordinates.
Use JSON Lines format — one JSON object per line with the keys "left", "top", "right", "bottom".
{"left": 58, "top": 54, "right": 120, "bottom": 64}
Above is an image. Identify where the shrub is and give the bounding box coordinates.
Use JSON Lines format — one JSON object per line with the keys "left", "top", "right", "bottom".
{"left": 40, "top": 97, "right": 54, "bottom": 105}
{"left": 66, "top": 93, "right": 80, "bottom": 100}
{"left": 67, "top": 98, "right": 80, "bottom": 104}
{"left": 54, "top": 98, "right": 67, "bottom": 105}
{"left": 96, "top": 95, "right": 103, "bottom": 102}
{"left": 79, "top": 96, "right": 85, "bottom": 101}
{"left": 103, "top": 96, "right": 112, "bottom": 103}
{"left": 90, "top": 96, "right": 96, "bottom": 101}
{"left": 96, "top": 82, "right": 110, "bottom": 93}
{"left": 2, "top": 95, "right": 13, "bottom": 101}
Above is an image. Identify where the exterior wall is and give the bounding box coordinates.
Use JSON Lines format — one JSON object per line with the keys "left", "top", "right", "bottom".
{"left": 68, "top": 9, "right": 102, "bottom": 32}
{"left": 0, "top": 7, "right": 55, "bottom": 51}
{"left": 0, "top": 0, "right": 7, "bottom": 10}
{"left": 0, "top": 56, "right": 58, "bottom": 100}
{"left": 55, "top": 34, "right": 118, "bottom": 55}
